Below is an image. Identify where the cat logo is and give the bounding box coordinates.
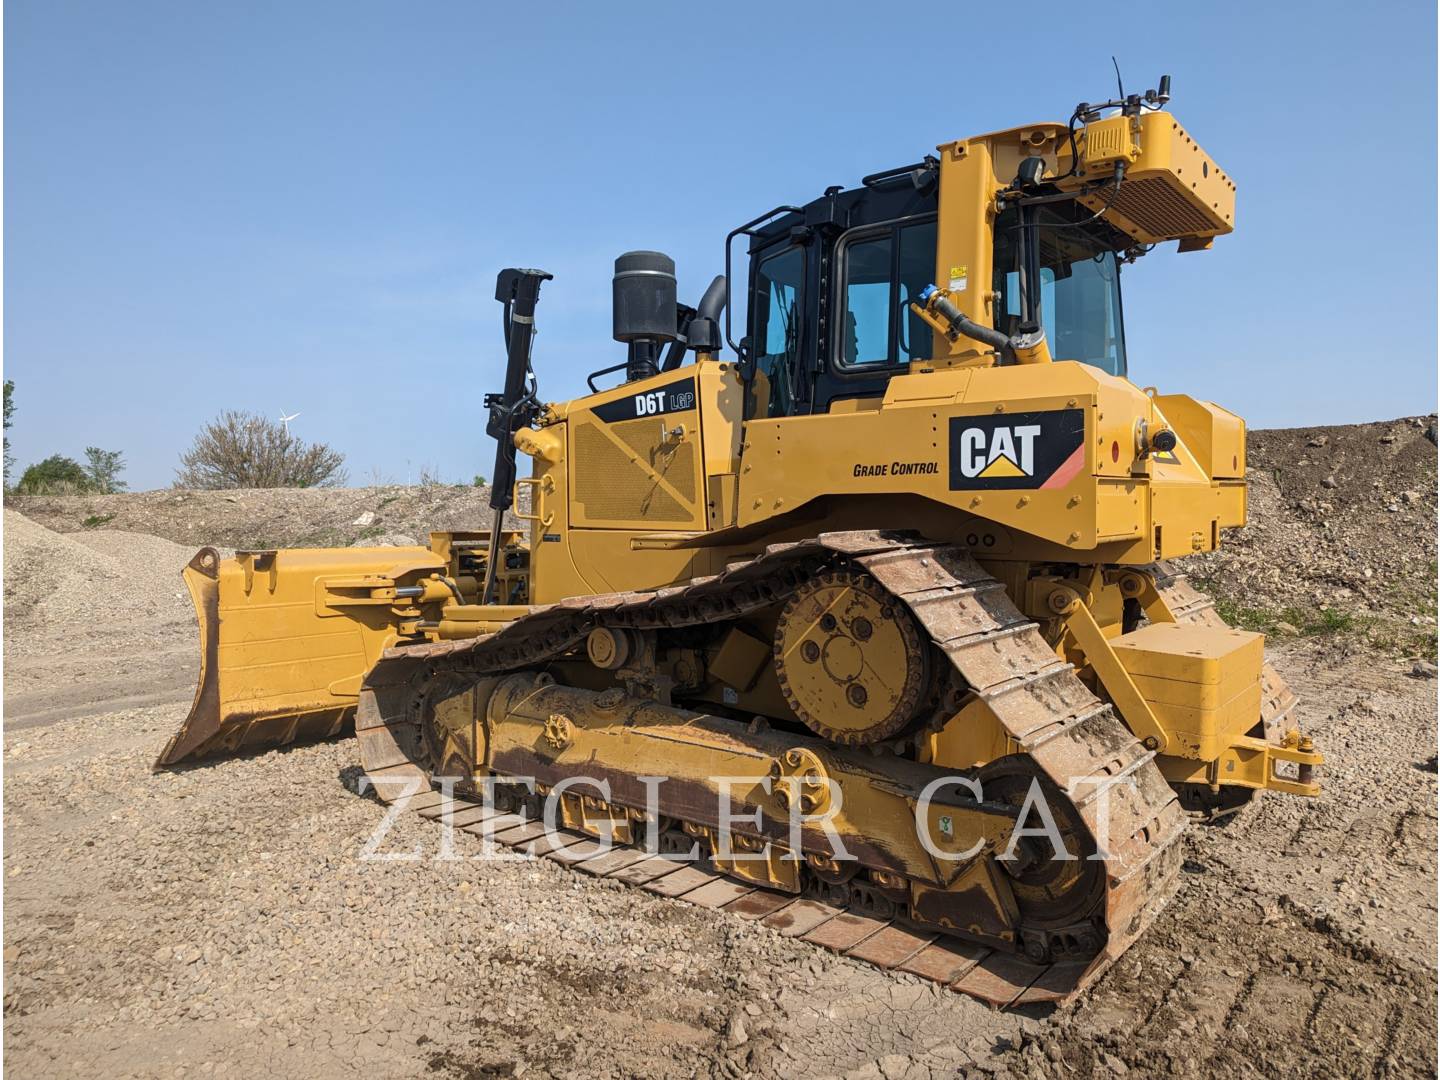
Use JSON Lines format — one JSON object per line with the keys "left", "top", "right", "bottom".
{"left": 948, "top": 409, "right": 1087, "bottom": 491}
{"left": 955, "top": 424, "right": 1042, "bottom": 479}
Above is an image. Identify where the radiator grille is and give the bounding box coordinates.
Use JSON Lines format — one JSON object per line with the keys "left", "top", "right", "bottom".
{"left": 1107, "top": 176, "right": 1219, "bottom": 238}
{"left": 573, "top": 417, "right": 697, "bottom": 524}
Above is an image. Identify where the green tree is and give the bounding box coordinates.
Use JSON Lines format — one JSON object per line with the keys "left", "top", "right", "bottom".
{"left": 83, "top": 447, "right": 128, "bottom": 493}
{"left": 3, "top": 380, "right": 14, "bottom": 487}
{"left": 175, "top": 410, "right": 346, "bottom": 489}
{"left": 17, "top": 454, "right": 91, "bottom": 494}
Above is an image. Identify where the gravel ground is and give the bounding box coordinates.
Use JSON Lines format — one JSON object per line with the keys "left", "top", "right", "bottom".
{"left": 3, "top": 415, "right": 1437, "bottom": 1078}
{"left": 3, "top": 706, "right": 1020, "bottom": 1079}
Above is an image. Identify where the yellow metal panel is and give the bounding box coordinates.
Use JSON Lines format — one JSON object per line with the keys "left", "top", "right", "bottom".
{"left": 1111, "top": 622, "right": 1264, "bottom": 760}
{"left": 923, "top": 700, "right": 1012, "bottom": 770}
{"left": 566, "top": 367, "right": 706, "bottom": 530}
{"left": 1153, "top": 394, "right": 1246, "bottom": 479}
{"left": 1111, "top": 623, "right": 1264, "bottom": 686}
{"left": 696, "top": 360, "right": 745, "bottom": 477}
{"left": 1065, "top": 112, "right": 1236, "bottom": 245}
{"left": 1144, "top": 684, "right": 1263, "bottom": 759}
{"left": 1218, "top": 479, "right": 1246, "bottom": 529}
{"left": 1095, "top": 478, "right": 1143, "bottom": 542}
{"left": 826, "top": 396, "right": 884, "bottom": 413}
{"left": 560, "top": 528, "right": 706, "bottom": 599}
{"left": 706, "top": 472, "right": 738, "bottom": 529}
{"left": 710, "top": 625, "right": 772, "bottom": 692}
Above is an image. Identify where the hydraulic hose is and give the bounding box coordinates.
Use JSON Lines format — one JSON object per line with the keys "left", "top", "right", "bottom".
{"left": 916, "top": 285, "right": 1016, "bottom": 361}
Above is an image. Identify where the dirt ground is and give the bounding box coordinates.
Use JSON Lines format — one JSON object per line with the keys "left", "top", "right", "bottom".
{"left": 4, "top": 417, "right": 1438, "bottom": 1079}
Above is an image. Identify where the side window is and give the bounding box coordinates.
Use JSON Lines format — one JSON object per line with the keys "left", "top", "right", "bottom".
{"left": 750, "top": 245, "right": 804, "bottom": 418}
{"left": 836, "top": 218, "right": 936, "bottom": 370}
{"left": 1005, "top": 267, "right": 1056, "bottom": 325}
{"left": 841, "top": 236, "right": 893, "bottom": 364}
{"left": 897, "top": 220, "right": 937, "bottom": 363}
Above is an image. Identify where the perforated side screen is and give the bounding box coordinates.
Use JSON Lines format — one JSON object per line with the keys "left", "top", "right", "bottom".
{"left": 572, "top": 414, "right": 700, "bottom": 525}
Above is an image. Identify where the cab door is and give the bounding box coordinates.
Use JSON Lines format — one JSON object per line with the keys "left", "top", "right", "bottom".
{"left": 809, "top": 215, "right": 937, "bottom": 412}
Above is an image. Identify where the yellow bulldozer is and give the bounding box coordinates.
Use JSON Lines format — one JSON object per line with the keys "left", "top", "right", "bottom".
{"left": 157, "top": 76, "right": 1321, "bottom": 1007}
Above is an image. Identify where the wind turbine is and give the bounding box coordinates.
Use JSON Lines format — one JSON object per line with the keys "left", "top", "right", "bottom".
{"left": 278, "top": 410, "right": 301, "bottom": 435}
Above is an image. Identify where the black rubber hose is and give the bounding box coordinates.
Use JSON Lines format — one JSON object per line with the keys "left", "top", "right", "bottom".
{"left": 930, "top": 293, "right": 1015, "bottom": 359}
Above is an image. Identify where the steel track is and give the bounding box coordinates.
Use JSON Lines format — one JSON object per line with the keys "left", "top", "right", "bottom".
{"left": 355, "top": 531, "right": 1189, "bottom": 1008}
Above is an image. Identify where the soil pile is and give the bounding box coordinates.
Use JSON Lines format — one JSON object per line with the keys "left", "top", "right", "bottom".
{"left": 1191, "top": 414, "right": 1437, "bottom": 654}
{"left": 2, "top": 508, "right": 200, "bottom": 713}
{"left": 8, "top": 484, "right": 511, "bottom": 551}
{"left": 4, "top": 510, "right": 194, "bottom": 632}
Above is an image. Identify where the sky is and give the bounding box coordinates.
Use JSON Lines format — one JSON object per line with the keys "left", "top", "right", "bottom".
{"left": 5, "top": 0, "right": 1436, "bottom": 491}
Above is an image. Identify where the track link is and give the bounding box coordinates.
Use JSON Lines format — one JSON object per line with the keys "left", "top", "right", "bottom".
{"left": 356, "top": 532, "right": 1188, "bottom": 1008}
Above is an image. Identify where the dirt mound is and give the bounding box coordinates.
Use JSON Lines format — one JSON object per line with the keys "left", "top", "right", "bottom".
{"left": 4, "top": 509, "right": 195, "bottom": 627}
{"left": 3, "top": 510, "right": 198, "bottom": 675}
{"left": 1191, "top": 414, "right": 1437, "bottom": 656}
{"left": 4, "top": 509, "right": 128, "bottom": 621}
{"left": 7, "top": 484, "right": 509, "bottom": 552}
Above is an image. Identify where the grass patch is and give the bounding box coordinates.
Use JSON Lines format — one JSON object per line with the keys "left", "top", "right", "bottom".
{"left": 1211, "top": 597, "right": 1366, "bottom": 638}
{"left": 81, "top": 513, "right": 116, "bottom": 529}
{"left": 1309, "top": 608, "right": 1355, "bottom": 635}
{"left": 377, "top": 495, "right": 400, "bottom": 509}
{"left": 1212, "top": 598, "right": 1303, "bottom": 635}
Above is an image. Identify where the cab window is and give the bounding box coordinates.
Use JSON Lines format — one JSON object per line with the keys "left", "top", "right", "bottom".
{"left": 993, "top": 204, "right": 1127, "bottom": 376}
{"left": 836, "top": 218, "right": 936, "bottom": 370}
{"left": 749, "top": 245, "right": 804, "bottom": 418}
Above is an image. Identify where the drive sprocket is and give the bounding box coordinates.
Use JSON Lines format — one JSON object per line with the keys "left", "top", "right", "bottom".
{"left": 772, "top": 569, "right": 929, "bottom": 746}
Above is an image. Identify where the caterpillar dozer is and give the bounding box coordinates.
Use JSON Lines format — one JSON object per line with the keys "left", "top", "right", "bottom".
{"left": 157, "top": 77, "right": 1321, "bottom": 1007}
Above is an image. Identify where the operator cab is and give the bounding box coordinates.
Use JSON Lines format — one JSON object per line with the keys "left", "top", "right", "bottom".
{"left": 738, "top": 162, "right": 1132, "bottom": 419}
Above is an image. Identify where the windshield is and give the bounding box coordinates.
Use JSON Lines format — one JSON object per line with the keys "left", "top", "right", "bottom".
{"left": 993, "top": 204, "right": 1128, "bottom": 376}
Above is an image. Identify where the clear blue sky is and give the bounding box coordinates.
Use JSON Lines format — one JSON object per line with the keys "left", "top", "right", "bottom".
{"left": 6, "top": 0, "right": 1436, "bottom": 491}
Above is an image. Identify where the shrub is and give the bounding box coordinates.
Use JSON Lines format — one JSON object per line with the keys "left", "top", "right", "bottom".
{"left": 175, "top": 411, "right": 346, "bottom": 489}
{"left": 17, "top": 454, "right": 91, "bottom": 494}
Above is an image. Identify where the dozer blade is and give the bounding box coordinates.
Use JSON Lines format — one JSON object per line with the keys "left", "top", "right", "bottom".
{"left": 156, "top": 544, "right": 445, "bottom": 768}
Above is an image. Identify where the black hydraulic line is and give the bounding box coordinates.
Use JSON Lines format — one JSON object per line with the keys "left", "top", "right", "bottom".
{"left": 660, "top": 338, "right": 688, "bottom": 371}
{"left": 483, "top": 267, "right": 552, "bottom": 604}
{"left": 917, "top": 286, "right": 1015, "bottom": 361}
